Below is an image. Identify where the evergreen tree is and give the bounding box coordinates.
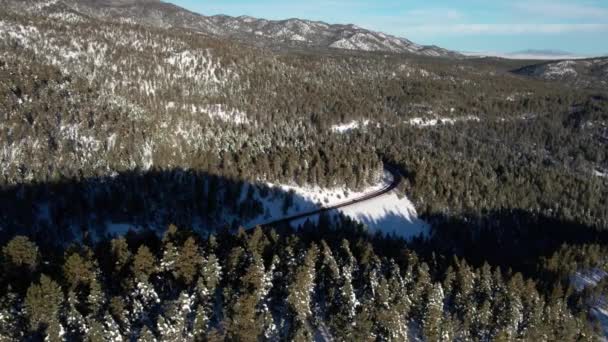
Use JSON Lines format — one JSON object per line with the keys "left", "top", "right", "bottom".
{"left": 24, "top": 275, "right": 65, "bottom": 341}
{"left": 175, "top": 237, "right": 202, "bottom": 286}
{"left": 132, "top": 246, "right": 157, "bottom": 282}
{"left": 287, "top": 244, "right": 319, "bottom": 341}
{"left": 422, "top": 283, "right": 445, "bottom": 342}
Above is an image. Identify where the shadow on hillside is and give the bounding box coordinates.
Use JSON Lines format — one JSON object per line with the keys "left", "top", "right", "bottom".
{"left": 1, "top": 169, "right": 607, "bottom": 276}
{"left": 0, "top": 169, "right": 322, "bottom": 247}
{"left": 421, "top": 209, "right": 608, "bottom": 275}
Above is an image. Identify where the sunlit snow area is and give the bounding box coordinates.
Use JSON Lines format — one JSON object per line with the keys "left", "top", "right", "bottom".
{"left": 330, "top": 120, "right": 372, "bottom": 133}
{"left": 244, "top": 170, "right": 429, "bottom": 240}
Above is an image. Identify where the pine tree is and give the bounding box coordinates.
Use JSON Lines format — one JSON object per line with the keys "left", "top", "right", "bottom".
{"left": 225, "top": 253, "right": 265, "bottom": 341}
{"left": 193, "top": 253, "right": 222, "bottom": 338}
{"left": 110, "top": 237, "right": 132, "bottom": 275}
{"left": 287, "top": 244, "right": 319, "bottom": 341}
{"left": 352, "top": 298, "right": 375, "bottom": 342}
{"left": 24, "top": 275, "right": 65, "bottom": 341}
{"left": 422, "top": 283, "right": 445, "bottom": 342}
{"left": 175, "top": 237, "right": 201, "bottom": 286}
{"left": 138, "top": 325, "right": 157, "bottom": 342}
{"left": 132, "top": 245, "right": 157, "bottom": 282}
{"left": 373, "top": 275, "right": 407, "bottom": 341}
{"left": 2, "top": 236, "right": 38, "bottom": 269}
{"left": 66, "top": 291, "right": 86, "bottom": 339}
{"left": 2, "top": 236, "right": 38, "bottom": 291}
{"left": 63, "top": 252, "right": 94, "bottom": 290}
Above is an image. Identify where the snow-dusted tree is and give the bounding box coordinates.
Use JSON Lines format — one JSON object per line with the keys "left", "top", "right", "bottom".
{"left": 157, "top": 291, "right": 195, "bottom": 341}
{"left": 472, "top": 299, "right": 493, "bottom": 341}
{"left": 87, "top": 277, "right": 105, "bottom": 316}
{"left": 287, "top": 244, "right": 319, "bottom": 341}
{"left": 65, "top": 291, "right": 86, "bottom": 339}
{"left": 352, "top": 298, "right": 375, "bottom": 342}
{"left": 497, "top": 275, "right": 524, "bottom": 339}
{"left": 160, "top": 242, "right": 179, "bottom": 276}
{"left": 97, "top": 311, "right": 124, "bottom": 342}
{"left": 410, "top": 262, "right": 432, "bottom": 320}
{"left": 422, "top": 283, "right": 445, "bottom": 342}
{"left": 453, "top": 260, "right": 475, "bottom": 321}
{"left": 329, "top": 255, "right": 359, "bottom": 340}
{"left": 259, "top": 255, "right": 280, "bottom": 340}
{"left": 388, "top": 261, "right": 411, "bottom": 334}
{"left": 373, "top": 276, "right": 407, "bottom": 341}
{"left": 137, "top": 325, "right": 157, "bottom": 342}
{"left": 175, "top": 237, "right": 202, "bottom": 286}
{"left": 193, "top": 253, "right": 222, "bottom": 338}
{"left": 129, "top": 280, "right": 161, "bottom": 340}
{"left": 0, "top": 290, "right": 23, "bottom": 341}
{"left": 520, "top": 282, "right": 546, "bottom": 341}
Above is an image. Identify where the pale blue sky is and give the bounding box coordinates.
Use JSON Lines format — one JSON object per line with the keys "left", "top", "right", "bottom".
{"left": 168, "top": 0, "right": 608, "bottom": 55}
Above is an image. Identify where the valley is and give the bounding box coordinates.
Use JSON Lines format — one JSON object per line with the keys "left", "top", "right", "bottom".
{"left": 0, "top": 0, "right": 607, "bottom": 341}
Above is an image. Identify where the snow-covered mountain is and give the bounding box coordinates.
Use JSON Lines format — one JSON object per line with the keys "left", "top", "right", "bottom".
{"left": 3, "top": 0, "right": 459, "bottom": 57}
{"left": 512, "top": 57, "right": 608, "bottom": 89}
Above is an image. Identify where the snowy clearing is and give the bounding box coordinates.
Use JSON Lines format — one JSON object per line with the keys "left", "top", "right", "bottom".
{"left": 201, "top": 104, "right": 249, "bottom": 125}
{"left": 594, "top": 170, "right": 608, "bottom": 178}
{"left": 337, "top": 192, "right": 429, "bottom": 239}
{"left": 407, "top": 115, "right": 480, "bottom": 127}
{"left": 245, "top": 170, "right": 429, "bottom": 240}
{"left": 331, "top": 120, "right": 372, "bottom": 133}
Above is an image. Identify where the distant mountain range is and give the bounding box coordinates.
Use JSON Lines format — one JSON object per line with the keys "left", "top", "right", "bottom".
{"left": 5, "top": 0, "right": 459, "bottom": 57}
{"left": 464, "top": 49, "right": 598, "bottom": 61}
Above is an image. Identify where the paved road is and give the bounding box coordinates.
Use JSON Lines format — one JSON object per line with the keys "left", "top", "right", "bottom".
{"left": 247, "top": 165, "right": 401, "bottom": 230}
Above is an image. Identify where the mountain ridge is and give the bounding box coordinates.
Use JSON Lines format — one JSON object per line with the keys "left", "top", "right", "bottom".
{"left": 5, "top": 0, "right": 460, "bottom": 57}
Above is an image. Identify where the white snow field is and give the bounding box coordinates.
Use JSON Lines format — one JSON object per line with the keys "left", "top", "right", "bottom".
{"left": 337, "top": 192, "right": 429, "bottom": 239}
{"left": 245, "top": 170, "right": 429, "bottom": 240}
{"left": 330, "top": 120, "right": 371, "bottom": 133}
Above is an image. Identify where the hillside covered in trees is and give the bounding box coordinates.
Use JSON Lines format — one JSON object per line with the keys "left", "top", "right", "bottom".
{"left": 1, "top": 0, "right": 608, "bottom": 340}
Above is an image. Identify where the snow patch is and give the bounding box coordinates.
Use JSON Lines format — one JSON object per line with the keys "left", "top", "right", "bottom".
{"left": 593, "top": 170, "right": 608, "bottom": 178}
{"left": 202, "top": 104, "right": 249, "bottom": 125}
{"left": 245, "top": 170, "right": 429, "bottom": 239}
{"left": 331, "top": 120, "right": 372, "bottom": 133}
{"left": 338, "top": 192, "right": 429, "bottom": 239}
{"left": 407, "top": 115, "right": 480, "bottom": 127}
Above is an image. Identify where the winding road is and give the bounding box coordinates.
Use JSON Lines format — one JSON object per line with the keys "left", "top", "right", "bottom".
{"left": 248, "top": 165, "right": 402, "bottom": 230}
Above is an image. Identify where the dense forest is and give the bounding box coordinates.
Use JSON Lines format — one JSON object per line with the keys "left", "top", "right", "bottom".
{"left": 0, "top": 223, "right": 602, "bottom": 341}
{"left": 1, "top": 1, "right": 608, "bottom": 340}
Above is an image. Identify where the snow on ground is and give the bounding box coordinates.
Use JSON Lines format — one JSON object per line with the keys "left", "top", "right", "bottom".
{"left": 572, "top": 269, "right": 608, "bottom": 292}
{"left": 337, "top": 192, "right": 429, "bottom": 239}
{"left": 331, "top": 120, "right": 371, "bottom": 133}
{"left": 545, "top": 60, "right": 578, "bottom": 78}
{"left": 201, "top": 104, "right": 249, "bottom": 125}
{"left": 245, "top": 170, "right": 429, "bottom": 240}
{"left": 594, "top": 170, "right": 608, "bottom": 178}
{"left": 571, "top": 270, "right": 608, "bottom": 340}
{"left": 407, "top": 115, "right": 480, "bottom": 127}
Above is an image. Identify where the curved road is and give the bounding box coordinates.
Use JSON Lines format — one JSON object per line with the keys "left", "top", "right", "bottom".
{"left": 248, "top": 165, "right": 402, "bottom": 230}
